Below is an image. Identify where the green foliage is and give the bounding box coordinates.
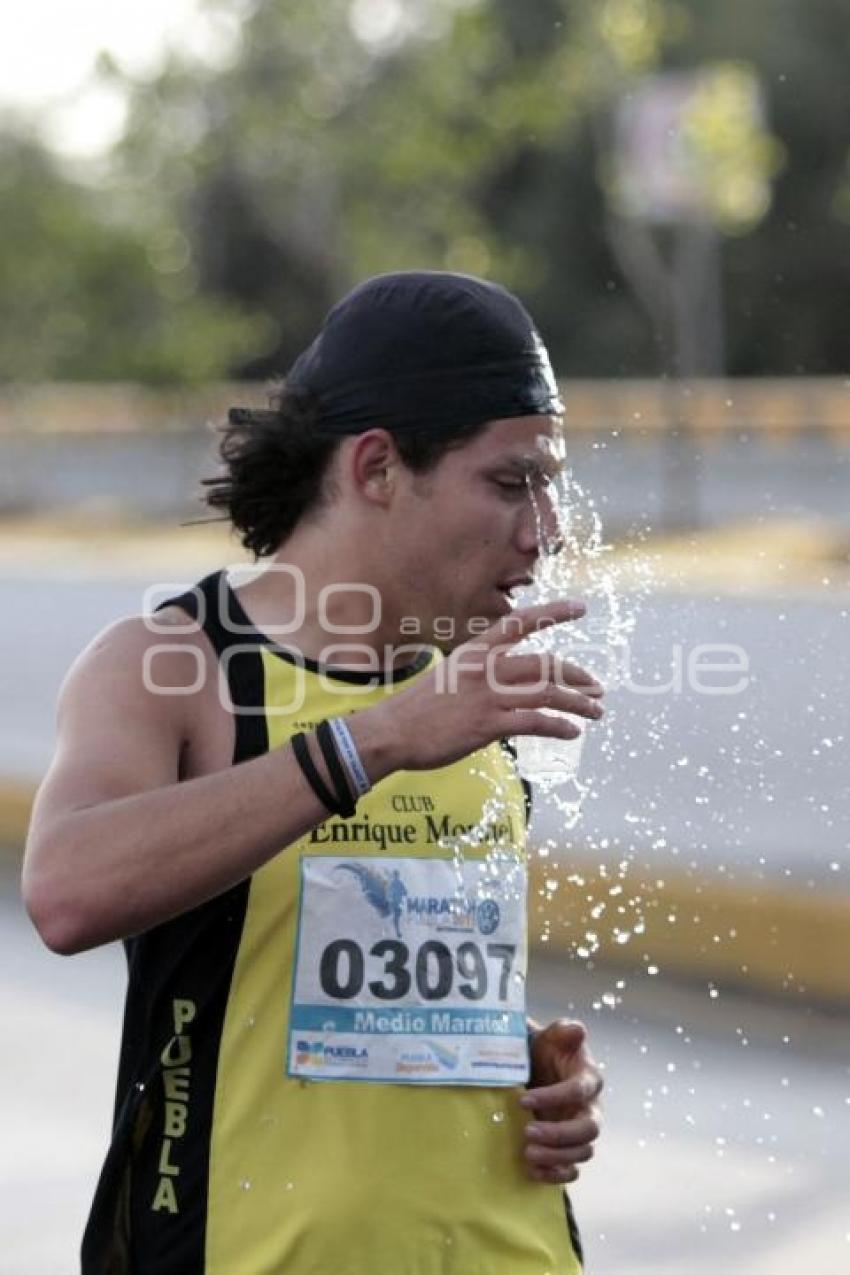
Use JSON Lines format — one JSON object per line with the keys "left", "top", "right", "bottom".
{"left": 679, "top": 63, "right": 783, "bottom": 233}
{"left": 103, "top": 0, "right": 683, "bottom": 376}
{"left": 2, "top": 0, "right": 848, "bottom": 380}
{"left": 0, "top": 131, "right": 270, "bottom": 384}
{"left": 669, "top": 0, "right": 850, "bottom": 373}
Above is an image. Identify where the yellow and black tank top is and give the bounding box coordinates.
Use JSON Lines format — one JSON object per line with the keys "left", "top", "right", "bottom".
{"left": 82, "top": 570, "right": 583, "bottom": 1274}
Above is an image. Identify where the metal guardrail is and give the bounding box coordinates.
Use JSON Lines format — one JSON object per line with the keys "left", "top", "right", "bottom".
{"left": 1, "top": 379, "right": 849, "bottom": 443}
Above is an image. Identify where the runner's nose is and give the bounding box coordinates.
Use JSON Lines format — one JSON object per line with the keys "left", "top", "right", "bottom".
{"left": 516, "top": 486, "right": 563, "bottom": 557}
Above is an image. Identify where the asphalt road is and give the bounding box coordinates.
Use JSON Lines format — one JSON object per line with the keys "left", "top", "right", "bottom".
{"left": 1, "top": 873, "right": 847, "bottom": 1275}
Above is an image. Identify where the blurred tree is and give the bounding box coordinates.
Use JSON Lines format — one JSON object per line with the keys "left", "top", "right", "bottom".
{"left": 0, "top": 129, "right": 270, "bottom": 383}
{"left": 2, "top": 0, "right": 847, "bottom": 381}
{"left": 687, "top": 0, "right": 850, "bottom": 375}
{"left": 109, "top": 0, "right": 677, "bottom": 377}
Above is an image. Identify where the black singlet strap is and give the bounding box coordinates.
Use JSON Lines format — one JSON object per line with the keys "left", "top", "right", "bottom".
{"left": 154, "top": 570, "right": 268, "bottom": 765}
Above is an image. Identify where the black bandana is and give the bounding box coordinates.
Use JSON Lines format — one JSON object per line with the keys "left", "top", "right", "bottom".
{"left": 284, "top": 270, "right": 562, "bottom": 434}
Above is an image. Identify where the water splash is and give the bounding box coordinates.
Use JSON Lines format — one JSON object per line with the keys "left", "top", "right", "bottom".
{"left": 502, "top": 457, "right": 644, "bottom": 861}
{"left": 433, "top": 436, "right": 658, "bottom": 970}
{"left": 511, "top": 455, "right": 656, "bottom": 958}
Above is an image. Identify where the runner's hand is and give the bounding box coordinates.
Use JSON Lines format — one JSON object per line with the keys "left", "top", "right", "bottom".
{"left": 521, "top": 1021, "right": 603, "bottom": 1184}
{"left": 369, "top": 601, "right": 604, "bottom": 772}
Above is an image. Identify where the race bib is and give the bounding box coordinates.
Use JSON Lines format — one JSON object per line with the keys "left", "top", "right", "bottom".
{"left": 287, "top": 856, "right": 529, "bottom": 1086}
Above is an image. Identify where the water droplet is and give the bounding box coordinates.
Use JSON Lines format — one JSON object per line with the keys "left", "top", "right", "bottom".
{"left": 241, "top": 1179, "right": 252, "bottom": 1191}
{"left": 491, "top": 1110, "right": 505, "bottom": 1124}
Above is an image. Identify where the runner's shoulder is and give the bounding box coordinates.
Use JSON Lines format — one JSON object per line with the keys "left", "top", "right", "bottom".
{"left": 61, "top": 609, "right": 217, "bottom": 706}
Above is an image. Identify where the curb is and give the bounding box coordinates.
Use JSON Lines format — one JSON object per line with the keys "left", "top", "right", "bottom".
{"left": 528, "top": 858, "right": 850, "bottom": 1005}
{"left": 4, "top": 780, "right": 847, "bottom": 1005}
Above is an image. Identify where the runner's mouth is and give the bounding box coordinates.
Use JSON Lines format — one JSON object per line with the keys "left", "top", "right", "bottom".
{"left": 496, "top": 576, "right": 534, "bottom": 599}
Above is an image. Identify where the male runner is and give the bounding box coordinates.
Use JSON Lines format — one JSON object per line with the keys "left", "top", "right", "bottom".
{"left": 24, "top": 271, "right": 605, "bottom": 1274}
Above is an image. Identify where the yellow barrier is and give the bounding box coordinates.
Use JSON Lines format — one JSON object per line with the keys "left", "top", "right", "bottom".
{"left": 0, "top": 781, "right": 35, "bottom": 858}
{"left": 528, "top": 856, "right": 850, "bottom": 1004}
{"left": 4, "top": 778, "right": 847, "bottom": 1005}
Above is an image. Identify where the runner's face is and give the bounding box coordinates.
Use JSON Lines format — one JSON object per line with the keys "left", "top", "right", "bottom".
{"left": 395, "top": 415, "right": 565, "bottom": 646}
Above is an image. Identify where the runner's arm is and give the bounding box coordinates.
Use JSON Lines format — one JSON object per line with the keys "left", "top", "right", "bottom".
{"left": 22, "top": 617, "right": 397, "bottom": 954}
{"left": 23, "top": 601, "right": 602, "bottom": 953}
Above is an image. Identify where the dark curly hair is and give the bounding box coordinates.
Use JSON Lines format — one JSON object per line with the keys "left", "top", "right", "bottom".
{"left": 202, "top": 387, "right": 491, "bottom": 559}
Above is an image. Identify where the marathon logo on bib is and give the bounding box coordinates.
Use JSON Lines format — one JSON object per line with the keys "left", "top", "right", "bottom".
{"left": 287, "top": 856, "right": 529, "bottom": 1086}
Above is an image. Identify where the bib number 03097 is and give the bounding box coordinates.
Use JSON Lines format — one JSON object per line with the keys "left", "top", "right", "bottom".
{"left": 319, "top": 938, "right": 517, "bottom": 1003}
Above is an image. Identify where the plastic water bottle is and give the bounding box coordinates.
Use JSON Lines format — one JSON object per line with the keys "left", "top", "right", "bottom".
{"left": 512, "top": 715, "right": 585, "bottom": 787}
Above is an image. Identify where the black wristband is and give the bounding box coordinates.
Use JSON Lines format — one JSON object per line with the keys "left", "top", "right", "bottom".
{"left": 316, "top": 720, "right": 356, "bottom": 819}
{"left": 292, "top": 731, "right": 341, "bottom": 815}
